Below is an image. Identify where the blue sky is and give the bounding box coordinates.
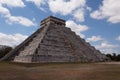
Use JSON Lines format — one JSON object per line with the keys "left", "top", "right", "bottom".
{"left": 0, "top": 0, "right": 120, "bottom": 54}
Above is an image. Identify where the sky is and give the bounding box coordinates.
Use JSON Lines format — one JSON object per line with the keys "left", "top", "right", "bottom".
{"left": 0, "top": 0, "right": 120, "bottom": 54}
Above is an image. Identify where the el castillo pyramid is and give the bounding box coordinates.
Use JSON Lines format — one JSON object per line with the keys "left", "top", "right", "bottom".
{"left": 1, "top": 16, "right": 107, "bottom": 63}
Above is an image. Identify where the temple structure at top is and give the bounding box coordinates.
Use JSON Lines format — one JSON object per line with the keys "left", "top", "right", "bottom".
{"left": 0, "top": 16, "right": 107, "bottom": 63}
{"left": 41, "top": 16, "right": 65, "bottom": 27}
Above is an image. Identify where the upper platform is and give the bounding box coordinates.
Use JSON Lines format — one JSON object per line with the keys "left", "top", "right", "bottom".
{"left": 40, "top": 16, "right": 66, "bottom": 27}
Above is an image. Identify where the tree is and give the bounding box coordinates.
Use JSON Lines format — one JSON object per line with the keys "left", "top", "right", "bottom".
{"left": 116, "top": 54, "right": 120, "bottom": 61}
{"left": 106, "top": 53, "right": 120, "bottom": 61}
{"left": 0, "top": 46, "right": 12, "bottom": 58}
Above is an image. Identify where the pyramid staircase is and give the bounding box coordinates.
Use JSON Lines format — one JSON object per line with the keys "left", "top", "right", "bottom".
{"left": 1, "top": 16, "right": 107, "bottom": 63}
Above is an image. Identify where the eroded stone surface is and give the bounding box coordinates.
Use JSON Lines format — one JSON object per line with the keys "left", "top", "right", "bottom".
{"left": 1, "top": 16, "right": 107, "bottom": 63}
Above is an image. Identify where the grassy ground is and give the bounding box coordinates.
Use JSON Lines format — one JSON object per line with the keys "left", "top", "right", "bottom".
{"left": 0, "top": 62, "right": 120, "bottom": 80}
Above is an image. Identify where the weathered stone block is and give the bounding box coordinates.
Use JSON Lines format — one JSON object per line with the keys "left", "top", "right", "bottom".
{"left": 1, "top": 16, "right": 107, "bottom": 63}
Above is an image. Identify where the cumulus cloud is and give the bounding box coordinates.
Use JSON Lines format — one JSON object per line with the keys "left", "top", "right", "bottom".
{"left": 73, "top": 9, "right": 85, "bottom": 22}
{"left": 6, "top": 15, "right": 36, "bottom": 27}
{"left": 0, "top": 5, "right": 10, "bottom": 16}
{"left": 86, "top": 6, "right": 92, "bottom": 11}
{"left": 100, "top": 49, "right": 119, "bottom": 54}
{"left": 87, "top": 36, "right": 103, "bottom": 42}
{"left": 116, "top": 36, "right": 120, "bottom": 41}
{"left": 66, "top": 20, "right": 89, "bottom": 38}
{"left": 48, "top": 0, "right": 86, "bottom": 15}
{"left": 48, "top": 0, "right": 88, "bottom": 22}
{"left": 90, "top": 0, "right": 120, "bottom": 23}
{"left": 0, "top": 0, "right": 36, "bottom": 27}
{"left": 0, "top": 33, "right": 28, "bottom": 47}
{"left": 95, "top": 42, "right": 118, "bottom": 49}
{"left": 25, "top": 0, "right": 89, "bottom": 22}
{"left": 0, "top": 0, "right": 25, "bottom": 7}
{"left": 94, "top": 41, "right": 119, "bottom": 54}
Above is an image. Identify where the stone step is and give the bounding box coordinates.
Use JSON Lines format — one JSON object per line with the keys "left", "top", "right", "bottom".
{"left": 39, "top": 43, "right": 71, "bottom": 48}
{"left": 17, "top": 26, "right": 49, "bottom": 57}
{"left": 37, "top": 48, "right": 72, "bottom": 53}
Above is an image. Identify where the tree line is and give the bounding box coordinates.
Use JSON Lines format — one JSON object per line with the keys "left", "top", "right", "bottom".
{"left": 106, "top": 53, "right": 120, "bottom": 61}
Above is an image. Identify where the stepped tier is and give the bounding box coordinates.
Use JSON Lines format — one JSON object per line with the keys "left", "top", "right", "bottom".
{"left": 1, "top": 16, "right": 107, "bottom": 63}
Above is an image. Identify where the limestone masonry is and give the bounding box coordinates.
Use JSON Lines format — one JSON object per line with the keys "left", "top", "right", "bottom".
{"left": 1, "top": 16, "right": 107, "bottom": 63}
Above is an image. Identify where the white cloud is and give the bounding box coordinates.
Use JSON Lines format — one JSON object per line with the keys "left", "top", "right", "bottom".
{"left": 48, "top": 0, "right": 86, "bottom": 15}
{"left": 87, "top": 36, "right": 103, "bottom": 42}
{"left": 6, "top": 15, "right": 36, "bottom": 27}
{"left": 90, "top": 0, "right": 120, "bottom": 23}
{"left": 0, "top": 0, "right": 25, "bottom": 15}
{"left": 0, "top": 33, "right": 28, "bottom": 47}
{"left": 73, "top": 9, "right": 85, "bottom": 22}
{"left": 26, "top": 0, "right": 45, "bottom": 7}
{"left": 48, "top": 0, "right": 89, "bottom": 22}
{"left": 66, "top": 20, "right": 89, "bottom": 38}
{"left": 86, "top": 6, "right": 92, "bottom": 11}
{"left": 0, "top": 0, "right": 25, "bottom": 7}
{"left": 94, "top": 41, "right": 119, "bottom": 54}
{"left": 0, "top": 0, "right": 36, "bottom": 27}
{"left": 95, "top": 42, "right": 118, "bottom": 49}
{"left": 100, "top": 49, "right": 119, "bottom": 54}
{"left": 26, "top": 0, "right": 88, "bottom": 22}
{"left": 0, "top": 5, "right": 10, "bottom": 16}
{"left": 116, "top": 36, "right": 120, "bottom": 41}
{"left": 90, "top": 10, "right": 104, "bottom": 19}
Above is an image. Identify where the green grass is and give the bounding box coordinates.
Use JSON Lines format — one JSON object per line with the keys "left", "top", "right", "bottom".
{"left": 0, "top": 62, "right": 120, "bottom": 80}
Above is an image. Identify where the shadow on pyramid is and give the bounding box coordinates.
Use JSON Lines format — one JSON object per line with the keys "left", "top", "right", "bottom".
{"left": 1, "top": 16, "right": 107, "bottom": 63}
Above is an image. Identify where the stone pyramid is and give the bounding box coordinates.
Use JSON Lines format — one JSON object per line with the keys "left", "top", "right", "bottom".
{"left": 1, "top": 16, "right": 107, "bottom": 63}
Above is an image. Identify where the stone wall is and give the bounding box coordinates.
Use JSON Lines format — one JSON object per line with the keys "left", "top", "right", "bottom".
{"left": 1, "top": 16, "right": 107, "bottom": 63}
{"left": 13, "top": 22, "right": 106, "bottom": 63}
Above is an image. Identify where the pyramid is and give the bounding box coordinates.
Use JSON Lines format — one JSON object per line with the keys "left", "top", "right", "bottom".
{"left": 1, "top": 16, "right": 107, "bottom": 63}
